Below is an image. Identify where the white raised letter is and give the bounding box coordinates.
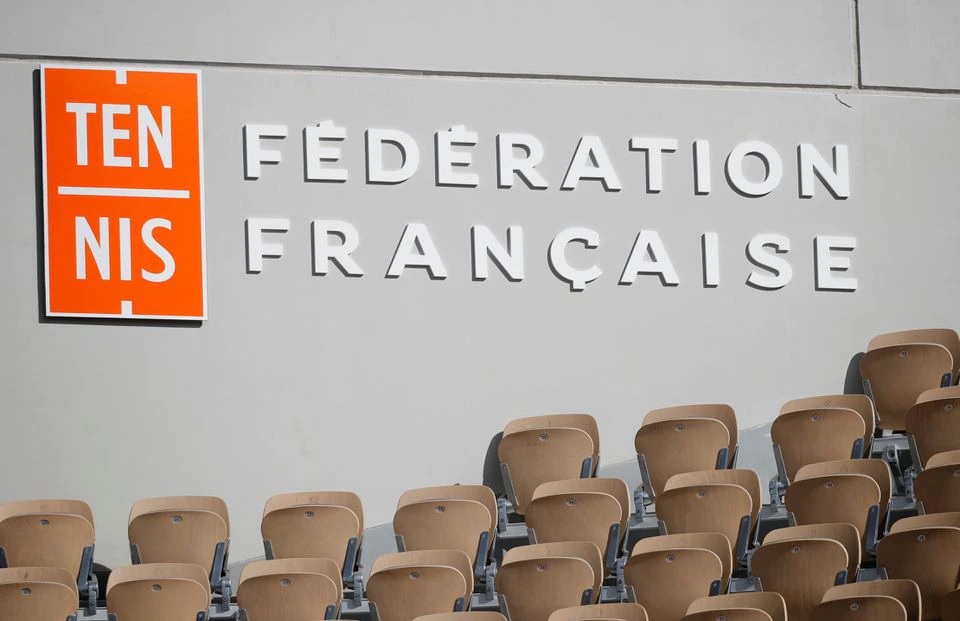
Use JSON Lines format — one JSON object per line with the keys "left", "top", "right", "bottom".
{"left": 312, "top": 220, "right": 364, "bottom": 276}
{"left": 66, "top": 102, "right": 96, "bottom": 166}
{"left": 141, "top": 218, "right": 176, "bottom": 282}
{"left": 75, "top": 216, "right": 110, "bottom": 280}
{"left": 726, "top": 141, "right": 783, "bottom": 197}
{"left": 497, "top": 133, "right": 549, "bottom": 189}
{"left": 387, "top": 223, "right": 447, "bottom": 279}
{"left": 619, "top": 230, "right": 680, "bottom": 286}
{"left": 243, "top": 124, "right": 288, "bottom": 179}
{"left": 246, "top": 218, "right": 290, "bottom": 273}
{"left": 305, "top": 121, "right": 348, "bottom": 182}
{"left": 471, "top": 226, "right": 524, "bottom": 281}
{"left": 628, "top": 137, "right": 678, "bottom": 193}
{"left": 701, "top": 232, "right": 720, "bottom": 287}
{"left": 137, "top": 105, "right": 172, "bottom": 168}
{"left": 436, "top": 126, "right": 479, "bottom": 187}
{"left": 694, "top": 140, "right": 711, "bottom": 195}
{"left": 747, "top": 233, "right": 792, "bottom": 290}
{"left": 366, "top": 128, "right": 420, "bottom": 184}
{"left": 102, "top": 104, "right": 132, "bottom": 167}
{"left": 799, "top": 144, "right": 850, "bottom": 199}
{"left": 561, "top": 136, "right": 622, "bottom": 192}
{"left": 815, "top": 235, "right": 857, "bottom": 291}
{"left": 548, "top": 227, "right": 602, "bottom": 292}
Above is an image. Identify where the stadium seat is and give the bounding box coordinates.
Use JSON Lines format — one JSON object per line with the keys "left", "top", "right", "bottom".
{"left": 526, "top": 478, "right": 630, "bottom": 571}
{"left": 502, "top": 542, "right": 603, "bottom": 605}
{"left": 868, "top": 329, "right": 960, "bottom": 387}
{"left": 643, "top": 404, "right": 739, "bottom": 467}
{"left": 0, "top": 566, "right": 79, "bottom": 621}
{"left": 394, "top": 485, "right": 494, "bottom": 574}
{"left": 942, "top": 588, "right": 960, "bottom": 621}
{"left": 784, "top": 473, "right": 881, "bottom": 553}
{"left": 634, "top": 418, "right": 729, "bottom": 499}
{"left": 415, "top": 614, "right": 507, "bottom": 621}
{"left": 503, "top": 414, "right": 601, "bottom": 475}
{"left": 860, "top": 343, "right": 953, "bottom": 431}
{"left": 237, "top": 558, "right": 341, "bottom": 621}
{"left": 771, "top": 408, "right": 865, "bottom": 484}
{"left": 810, "top": 595, "right": 907, "bottom": 621}
{"left": 632, "top": 533, "right": 732, "bottom": 594}
{"left": 681, "top": 610, "right": 772, "bottom": 621}
{"left": 498, "top": 544, "right": 596, "bottom": 621}
{"left": 686, "top": 592, "right": 787, "bottom": 621}
{"left": 750, "top": 538, "right": 848, "bottom": 621}
{"left": 261, "top": 491, "right": 363, "bottom": 583}
{"left": 624, "top": 541, "right": 723, "bottom": 621}
{"left": 888, "top": 512, "right": 960, "bottom": 533}
{"left": 876, "top": 526, "right": 960, "bottom": 620}
{"left": 367, "top": 550, "right": 472, "bottom": 621}
{"left": 822, "top": 580, "right": 922, "bottom": 621}
{"left": 499, "top": 425, "right": 595, "bottom": 515}
{"left": 915, "top": 450, "right": 960, "bottom": 513}
{"left": 653, "top": 484, "right": 751, "bottom": 562}
{"left": 780, "top": 395, "right": 876, "bottom": 458}
{"left": 906, "top": 387, "right": 960, "bottom": 467}
{"left": 664, "top": 469, "right": 762, "bottom": 540}
{"left": 0, "top": 499, "right": 96, "bottom": 612}
{"left": 794, "top": 458, "right": 893, "bottom": 525}
{"left": 548, "top": 602, "right": 649, "bottom": 621}
{"left": 105, "top": 563, "right": 210, "bottom": 621}
{"left": 763, "top": 523, "right": 860, "bottom": 584}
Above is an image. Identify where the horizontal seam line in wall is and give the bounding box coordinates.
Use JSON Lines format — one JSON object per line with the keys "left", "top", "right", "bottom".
{"left": 4, "top": 52, "right": 960, "bottom": 96}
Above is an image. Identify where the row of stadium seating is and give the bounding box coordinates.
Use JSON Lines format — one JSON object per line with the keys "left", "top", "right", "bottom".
{"left": 1, "top": 328, "right": 959, "bottom": 621}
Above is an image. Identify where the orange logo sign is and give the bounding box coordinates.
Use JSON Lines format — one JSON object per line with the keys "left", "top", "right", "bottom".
{"left": 41, "top": 65, "right": 206, "bottom": 320}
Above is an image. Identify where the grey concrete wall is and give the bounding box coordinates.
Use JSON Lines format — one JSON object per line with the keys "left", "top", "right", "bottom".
{"left": 2, "top": 2, "right": 960, "bottom": 569}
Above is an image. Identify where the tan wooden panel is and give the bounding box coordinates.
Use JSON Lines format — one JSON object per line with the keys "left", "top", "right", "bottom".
{"left": 941, "top": 588, "right": 960, "bottom": 621}
{"left": 860, "top": 344, "right": 953, "bottom": 430}
{"left": 811, "top": 596, "right": 907, "bottom": 621}
{"left": 370, "top": 550, "right": 473, "bottom": 599}
{"left": 502, "top": 542, "right": 603, "bottom": 603}
{"left": 238, "top": 559, "right": 341, "bottom": 621}
{"left": 644, "top": 404, "right": 738, "bottom": 467}
{"left": 398, "top": 485, "right": 497, "bottom": 532}
{"left": 823, "top": 580, "right": 922, "bottom": 621}
{"left": 527, "top": 491, "right": 622, "bottom": 558}
{"left": 624, "top": 548, "right": 722, "bottom": 621}
{"left": 261, "top": 504, "right": 360, "bottom": 570}
{"left": 548, "top": 602, "right": 649, "bottom": 621}
{"left": 631, "top": 533, "right": 731, "bottom": 592}
{"left": 751, "top": 538, "right": 848, "bottom": 621}
{"left": 877, "top": 527, "right": 960, "bottom": 620}
{"left": 655, "top": 483, "right": 752, "bottom": 551}
{"left": 889, "top": 512, "right": 960, "bottom": 534}
{"left": 771, "top": 409, "right": 864, "bottom": 482}
{"left": 533, "top": 478, "right": 632, "bottom": 542}
{"left": 0, "top": 570, "right": 79, "bottom": 621}
{"left": 784, "top": 474, "right": 880, "bottom": 553}
{"left": 795, "top": 459, "right": 892, "bottom": 520}
{"left": 263, "top": 491, "right": 364, "bottom": 532}
{"left": 763, "top": 523, "right": 860, "bottom": 584}
{"left": 682, "top": 610, "right": 772, "bottom": 621}
{"left": 0, "top": 512, "right": 94, "bottom": 578}
{"left": 415, "top": 614, "right": 508, "bottom": 621}
{"left": 0, "top": 499, "right": 94, "bottom": 527}
{"left": 106, "top": 563, "right": 211, "bottom": 621}
{"left": 781, "top": 395, "right": 875, "bottom": 457}
{"left": 664, "top": 469, "right": 761, "bottom": 536}
{"left": 686, "top": 592, "right": 787, "bottom": 621}
{"left": 129, "top": 496, "right": 229, "bottom": 534}
{"left": 926, "top": 449, "right": 960, "bottom": 468}
{"left": 907, "top": 387, "right": 960, "bottom": 467}
{"left": 498, "top": 557, "right": 595, "bottom": 621}
{"left": 498, "top": 427, "right": 594, "bottom": 514}
{"left": 916, "top": 466, "right": 960, "bottom": 514}
{"left": 868, "top": 329, "right": 960, "bottom": 383}
{"left": 504, "top": 414, "right": 600, "bottom": 474}
{"left": 394, "top": 499, "right": 491, "bottom": 562}
{"left": 366, "top": 565, "right": 466, "bottom": 621}
{"left": 128, "top": 509, "right": 227, "bottom": 574}
{"left": 634, "top": 418, "right": 729, "bottom": 497}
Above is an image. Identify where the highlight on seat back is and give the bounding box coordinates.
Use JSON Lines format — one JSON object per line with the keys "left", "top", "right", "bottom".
{"left": 794, "top": 458, "right": 893, "bottom": 523}
{"left": 771, "top": 408, "right": 865, "bottom": 483}
{"left": 860, "top": 343, "right": 953, "bottom": 430}
{"left": 128, "top": 496, "right": 229, "bottom": 575}
{"left": 498, "top": 426, "right": 594, "bottom": 515}
{"left": 784, "top": 473, "right": 880, "bottom": 553}
{"left": 503, "top": 541, "right": 603, "bottom": 605}
{"left": 367, "top": 549, "right": 473, "bottom": 621}
{"left": 762, "top": 523, "right": 860, "bottom": 584}
{"left": 750, "top": 538, "right": 848, "bottom": 621}
{"left": 654, "top": 483, "right": 752, "bottom": 557}
{"left": 632, "top": 533, "right": 732, "bottom": 593}
{"left": 810, "top": 595, "right": 908, "bottom": 621}
{"left": 634, "top": 417, "right": 729, "bottom": 498}
{"left": 664, "top": 470, "right": 762, "bottom": 538}
{"left": 822, "top": 579, "right": 922, "bottom": 621}
{"left": 548, "top": 602, "right": 649, "bottom": 621}
{"left": 624, "top": 545, "right": 723, "bottom": 621}
{"left": 526, "top": 478, "right": 627, "bottom": 565}
{"left": 780, "top": 395, "right": 875, "bottom": 457}
{"left": 906, "top": 386, "right": 960, "bottom": 467}
{"left": 686, "top": 592, "right": 788, "bottom": 621}
{"left": 0, "top": 499, "right": 95, "bottom": 579}
{"left": 237, "top": 558, "right": 342, "bottom": 621}
{"left": 868, "top": 328, "right": 960, "bottom": 387}
{"left": 643, "top": 404, "right": 739, "bottom": 467}
{"left": 0, "top": 566, "right": 79, "bottom": 621}
{"left": 888, "top": 512, "right": 960, "bottom": 534}
{"left": 915, "top": 451, "right": 960, "bottom": 513}
{"left": 503, "top": 414, "right": 601, "bottom": 474}
{"left": 106, "top": 563, "right": 211, "bottom": 621}
{"left": 498, "top": 546, "right": 596, "bottom": 621}
{"left": 682, "top": 610, "right": 773, "bottom": 621}
{"left": 261, "top": 491, "right": 363, "bottom": 576}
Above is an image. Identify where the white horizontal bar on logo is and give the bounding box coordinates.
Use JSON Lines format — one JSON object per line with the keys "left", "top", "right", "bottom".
{"left": 57, "top": 186, "right": 190, "bottom": 199}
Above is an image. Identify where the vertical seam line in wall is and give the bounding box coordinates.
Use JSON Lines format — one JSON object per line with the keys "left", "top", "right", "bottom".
{"left": 851, "top": 0, "right": 863, "bottom": 89}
